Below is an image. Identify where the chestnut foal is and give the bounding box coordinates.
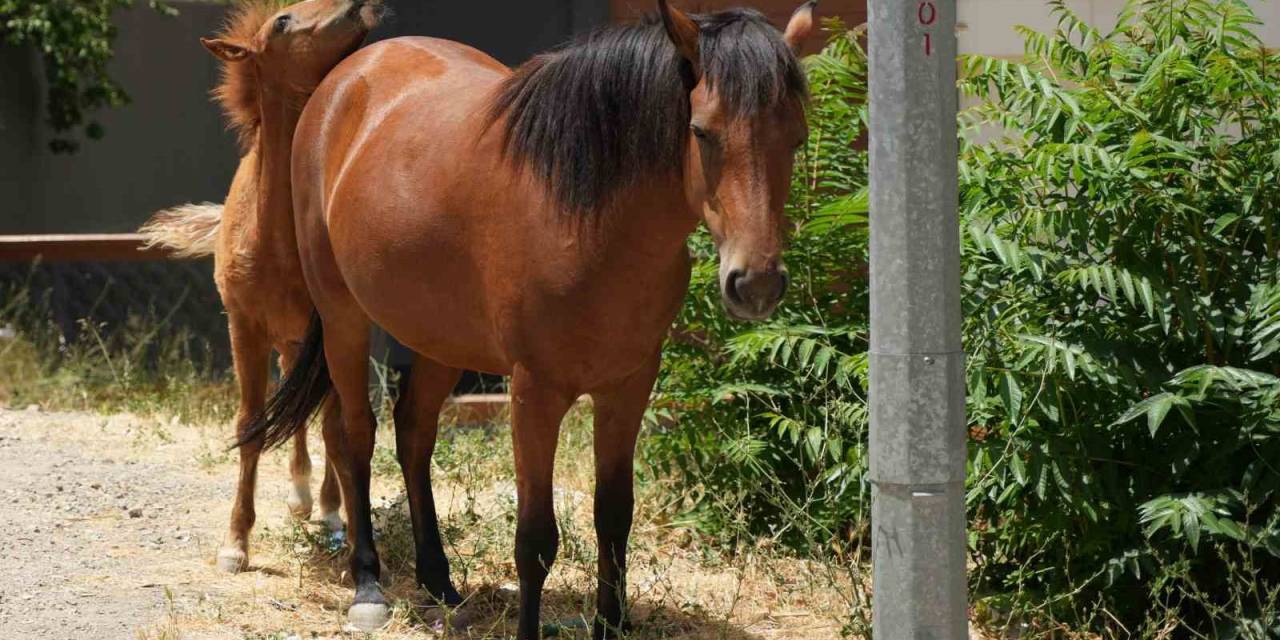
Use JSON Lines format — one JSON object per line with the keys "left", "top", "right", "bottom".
{"left": 141, "top": 0, "right": 382, "bottom": 572}
{"left": 242, "top": 1, "right": 816, "bottom": 636}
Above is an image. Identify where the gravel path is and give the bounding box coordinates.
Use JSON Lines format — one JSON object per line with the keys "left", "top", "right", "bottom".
{"left": 0, "top": 407, "right": 287, "bottom": 639}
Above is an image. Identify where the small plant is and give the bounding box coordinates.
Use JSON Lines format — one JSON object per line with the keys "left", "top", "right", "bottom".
{"left": 0, "top": 280, "right": 234, "bottom": 422}
{"left": 0, "top": 0, "right": 176, "bottom": 151}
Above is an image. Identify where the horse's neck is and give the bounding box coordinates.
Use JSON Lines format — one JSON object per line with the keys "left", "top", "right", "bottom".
{"left": 250, "top": 89, "right": 305, "bottom": 264}
{"left": 591, "top": 180, "right": 700, "bottom": 270}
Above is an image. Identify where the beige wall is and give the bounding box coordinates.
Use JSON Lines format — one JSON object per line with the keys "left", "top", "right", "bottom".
{"left": 958, "top": 0, "right": 1280, "bottom": 56}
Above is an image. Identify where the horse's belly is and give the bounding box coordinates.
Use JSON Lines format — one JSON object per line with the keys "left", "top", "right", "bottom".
{"left": 334, "top": 227, "right": 511, "bottom": 375}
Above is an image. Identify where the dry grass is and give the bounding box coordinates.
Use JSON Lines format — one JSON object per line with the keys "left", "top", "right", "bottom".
{"left": 0, "top": 314, "right": 861, "bottom": 639}
{"left": 126, "top": 405, "right": 862, "bottom": 639}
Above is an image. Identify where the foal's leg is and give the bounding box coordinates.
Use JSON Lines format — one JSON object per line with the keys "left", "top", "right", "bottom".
{"left": 318, "top": 317, "right": 389, "bottom": 630}
{"left": 218, "top": 314, "right": 271, "bottom": 573}
{"left": 277, "top": 349, "right": 317, "bottom": 521}
{"left": 287, "top": 427, "right": 314, "bottom": 520}
{"left": 589, "top": 355, "right": 660, "bottom": 640}
{"left": 317, "top": 399, "right": 345, "bottom": 532}
{"left": 393, "top": 356, "right": 464, "bottom": 604}
{"left": 510, "top": 367, "right": 576, "bottom": 640}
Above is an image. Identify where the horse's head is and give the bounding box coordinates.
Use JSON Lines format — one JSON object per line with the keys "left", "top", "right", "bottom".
{"left": 199, "top": 0, "right": 382, "bottom": 87}
{"left": 661, "top": 0, "right": 815, "bottom": 322}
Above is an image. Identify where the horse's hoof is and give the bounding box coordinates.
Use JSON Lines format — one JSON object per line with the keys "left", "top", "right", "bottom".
{"left": 288, "top": 501, "right": 313, "bottom": 520}
{"left": 347, "top": 602, "right": 391, "bottom": 631}
{"left": 216, "top": 548, "right": 248, "bottom": 573}
{"left": 438, "top": 587, "right": 465, "bottom": 607}
{"left": 319, "top": 510, "right": 345, "bottom": 533}
{"left": 287, "top": 487, "right": 313, "bottom": 521}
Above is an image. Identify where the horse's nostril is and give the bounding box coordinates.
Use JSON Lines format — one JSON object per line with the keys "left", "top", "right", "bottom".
{"left": 726, "top": 268, "right": 788, "bottom": 313}
{"left": 726, "top": 269, "right": 747, "bottom": 305}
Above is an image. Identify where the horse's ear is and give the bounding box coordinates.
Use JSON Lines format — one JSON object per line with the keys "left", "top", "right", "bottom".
{"left": 201, "top": 37, "right": 253, "bottom": 62}
{"left": 783, "top": 1, "right": 818, "bottom": 53}
{"left": 658, "top": 0, "right": 700, "bottom": 69}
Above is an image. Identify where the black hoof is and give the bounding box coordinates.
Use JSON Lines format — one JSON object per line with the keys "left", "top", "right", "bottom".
{"left": 592, "top": 615, "right": 634, "bottom": 639}
{"left": 422, "top": 580, "right": 464, "bottom": 607}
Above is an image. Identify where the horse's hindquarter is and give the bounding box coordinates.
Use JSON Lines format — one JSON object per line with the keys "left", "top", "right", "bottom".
{"left": 295, "top": 38, "right": 692, "bottom": 389}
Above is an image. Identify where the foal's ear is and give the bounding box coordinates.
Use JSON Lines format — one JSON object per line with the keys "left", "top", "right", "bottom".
{"left": 658, "top": 0, "right": 700, "bottom": 69}
{"left": 783, "top": 1, "right": 818, "bottom": 53}
{"left": 200, "top": 37, "right": 253, "bottom": 62}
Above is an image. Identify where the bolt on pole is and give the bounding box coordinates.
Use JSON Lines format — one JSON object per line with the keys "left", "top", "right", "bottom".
{"left": 867, "top": 1, "right": 967, "bottom": 639}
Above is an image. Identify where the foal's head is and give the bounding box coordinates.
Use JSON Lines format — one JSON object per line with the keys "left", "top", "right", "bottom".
{"left": 662, "top": 0, "right": 814, "bottom": 321}
{"left": 199, "top": 0, "right": 382, "bottom": 148}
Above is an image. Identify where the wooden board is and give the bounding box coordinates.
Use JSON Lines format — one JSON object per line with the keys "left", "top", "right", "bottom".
{"left": 0, "top": 234, "right": 175, "bottom": 263}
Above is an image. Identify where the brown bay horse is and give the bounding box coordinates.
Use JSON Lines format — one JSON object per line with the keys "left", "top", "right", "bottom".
{"left": 243, "top": 0, "right": 815, "bottom": 636}
{"left": 141, "top": 0, "right": 383, "bottom": 573}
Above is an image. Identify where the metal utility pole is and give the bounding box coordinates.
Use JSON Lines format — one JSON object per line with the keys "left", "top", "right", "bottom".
{"left": 867, "top": 1, "right": 967, "bottom": 639}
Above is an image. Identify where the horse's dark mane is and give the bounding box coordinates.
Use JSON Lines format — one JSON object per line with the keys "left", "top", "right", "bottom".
{"left": 487, "top": 8, "right": 807, "bottom": 215}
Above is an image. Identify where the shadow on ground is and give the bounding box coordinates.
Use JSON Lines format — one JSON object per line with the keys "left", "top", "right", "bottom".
{"left": 264, "top": 516, "right": 767, "bottom": 640}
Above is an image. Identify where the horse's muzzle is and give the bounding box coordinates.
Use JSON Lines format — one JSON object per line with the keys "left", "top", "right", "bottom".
{"left": 723, "top": 266, "right": 788, "bottom": 321}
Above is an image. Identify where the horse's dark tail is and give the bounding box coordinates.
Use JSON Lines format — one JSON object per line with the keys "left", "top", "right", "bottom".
{"left": 235, "top": 313, "right": 331, "bottom": 451}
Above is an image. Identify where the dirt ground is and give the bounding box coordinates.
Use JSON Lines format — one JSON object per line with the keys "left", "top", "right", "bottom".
{"left": 0, "top": 406, "right": 860, "bottom": 640}
{"left": 0, "top": 407, "right": 264, "bottom": 639}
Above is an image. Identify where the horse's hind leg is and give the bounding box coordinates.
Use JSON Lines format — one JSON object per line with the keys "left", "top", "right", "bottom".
{"left": 588, "top": 353, "right": 660, "bottom": 640}
{"left": 393, "top": 356, "right": 463, "bottom": 604}
{"left": 317, "top": 312, "right": 389, "bottom": 630}
{"left": 279, "top": 347, "right": 316, "bottom": 521}
{"left": 218, "top": 313, "right": 271, "bottom": 573}
{"left": 510, "top": 367, "right": 576, "bottom": 640}
{"left": 287, "top": 428, "right": 314, "bottom": 520}
{"left": 317, "top": 399, "right": 345, "bottom": 532}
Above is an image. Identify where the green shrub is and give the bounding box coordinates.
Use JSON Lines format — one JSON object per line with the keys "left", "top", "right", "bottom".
{"left": 0, "top": 0, "right": 175, "bottom": 151}
{"left": 960, "top": 0, "right": 1278, "bottom": 634}
{"left": 648, "top": 2, "right": 1279, "bottom": 636}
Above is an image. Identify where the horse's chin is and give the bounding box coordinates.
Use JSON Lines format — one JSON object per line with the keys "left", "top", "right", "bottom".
{"left": 721, "top": 297, "right": 776, "bottom": 323}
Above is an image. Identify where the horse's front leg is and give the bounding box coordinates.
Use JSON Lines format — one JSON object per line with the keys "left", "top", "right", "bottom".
{"left": 219, "top": 312, "right": 271, "bottom": 573}
{"left": 511, "top": 368, "right": 576, "bottom": 640}
{"left": 589, "top": 354, "right": 660, "bottom": 640}
{"left": 393, "top": 356, "right": 463, "bottom": 604}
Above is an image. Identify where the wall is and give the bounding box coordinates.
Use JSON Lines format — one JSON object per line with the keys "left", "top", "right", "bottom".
{"left": 0, "top": 0, "right": 609, "bottom": 236}
{"left": 958, "top": 0, "right": 1280, "bottom": 56}
{"left": 0, "top": 44, "right": 38, "bottom": 232}
{"left": 1, "top": 2, "right": 235, "bottom": 235}
{"left": 371, "top": 0, "right": 608, "bottom": 64}
{"left": 611, "top": 0, "right": 867, "bottom": 52}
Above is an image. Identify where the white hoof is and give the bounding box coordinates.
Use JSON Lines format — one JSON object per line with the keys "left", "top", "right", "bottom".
{"left": 319, "top": 510, "right": 345, "bottom": 533}
{"left": 287, "top": 483, "right": 313, "bottom": 520}
{"left": 347, "top": 602, "right": 391, "bottom": 631}
{"left": 216, "top": 547, "right": 248, "bottom": 573}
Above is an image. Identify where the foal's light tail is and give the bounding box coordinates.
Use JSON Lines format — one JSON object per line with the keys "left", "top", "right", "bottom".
{"left": 138, "top": 202, "right": 222, "bottom": 258}
{"left": 236, "top": 313, "right": 331, "bottom": 451}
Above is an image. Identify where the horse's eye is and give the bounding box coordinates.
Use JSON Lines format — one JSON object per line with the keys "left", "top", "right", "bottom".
{"left": 690, "top": 124, "right": 708, "bottom": 141}
{"left": 274, "top": 15, "right": 291, "bottom": 33}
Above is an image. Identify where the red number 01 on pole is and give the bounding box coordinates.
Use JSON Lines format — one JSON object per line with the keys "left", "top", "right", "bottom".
{"left": 918, "top": 1, "right": 936, "bottom": 56}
